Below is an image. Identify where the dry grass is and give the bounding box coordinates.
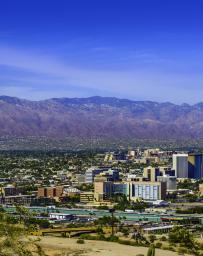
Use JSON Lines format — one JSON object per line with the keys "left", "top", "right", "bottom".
{"left": 37, "top": 236, "right": 182, "bottom": 256}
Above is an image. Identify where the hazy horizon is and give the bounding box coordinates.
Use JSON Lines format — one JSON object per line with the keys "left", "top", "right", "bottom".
{"left": 1, "top": 94, "right": 203, "bottom": 106}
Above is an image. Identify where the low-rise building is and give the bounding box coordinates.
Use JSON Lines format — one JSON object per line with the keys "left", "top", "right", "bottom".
{"left": 0, "top": 195, "right": 35, "bottom": 205}
{"left": 80, "top": 191, "right": 94, "bottom": 203}
{"left": 128, "top": 181, "right": 166, "bottom": 201}
{"left": 49, "top": 213, "right": 74, "bottom": 220}
{"left": 37, "top": 186, "right": 64, "bottom": 198}
{"left": 93, "top": 180, "right": 166, "bottom": 202}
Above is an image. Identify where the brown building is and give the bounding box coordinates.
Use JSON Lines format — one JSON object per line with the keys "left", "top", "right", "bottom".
{"left": 37, "top": 187, "right": 45, "bottom": 197}
{"left": 46, "top": 187, "right": 55, "bottom": 198}
{"left": 55, "top": 186, "right": 63, "bottom": 197}
{"left": 37, "top": 186, "right": 64, "bottom": 198}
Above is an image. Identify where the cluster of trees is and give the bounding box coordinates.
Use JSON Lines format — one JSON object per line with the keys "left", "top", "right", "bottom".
{"left": 169, "top": 226, "right": 203, "bottom": 255}
{"left": 112, "top": 194, "right": 147, "bottom": 211}
{"left": 176, "top": 206, "right": 203, "bottom": 214}
{"left": 177, "top": 179, "right": 198, "bottom": 191}
{"left": 77, "top": 183, "right": 94, "bottom": 191}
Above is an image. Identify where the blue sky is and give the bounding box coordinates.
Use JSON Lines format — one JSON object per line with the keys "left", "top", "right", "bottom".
{"left": 0, "top": 0, "right": 203, "bottom": 103}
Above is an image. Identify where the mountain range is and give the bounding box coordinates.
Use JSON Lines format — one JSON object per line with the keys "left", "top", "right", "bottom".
{"left": 0, "top": 95, "right": 203, "bottom": 140}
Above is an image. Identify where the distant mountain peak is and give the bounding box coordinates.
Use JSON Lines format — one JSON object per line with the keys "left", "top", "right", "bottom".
{"left": 0, "top": 95, "right": 201, "bottom": 139}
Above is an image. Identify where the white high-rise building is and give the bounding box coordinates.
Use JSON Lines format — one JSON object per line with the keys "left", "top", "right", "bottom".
{"left": 172, "top": 154, "right": 188, "bottom": 178}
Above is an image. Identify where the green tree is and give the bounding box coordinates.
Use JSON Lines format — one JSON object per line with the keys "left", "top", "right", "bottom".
{"left": 169, "top": 226, "right": 199, "bottom": 255}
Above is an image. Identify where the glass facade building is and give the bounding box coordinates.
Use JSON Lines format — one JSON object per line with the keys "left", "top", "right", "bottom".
{"left": 188, "top": 153, "right": 203, "bottom": 179}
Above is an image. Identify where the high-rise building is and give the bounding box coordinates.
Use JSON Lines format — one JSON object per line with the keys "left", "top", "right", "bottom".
{"left": 157, "top": 175, "right": 177, "bottom": 191}
{"left": 172, "top": 154, "right": 188, "bottom": 178}
{"left": 86, "top": 167, "right": 119, "bottom": 183}
{"left": 159, "top": 166, "right": 176, "bottom": 176}
{"left": 113, "top": 183, "right": 129, "bottom": 197}
{"left": 188, "top": 153, "right": 203, "bottom": 179}
{"left": 143, "top": 166, "right": 160, "bottom": 182}
{"left": 85, "top": 167, "right": 104, "bottom": 183}
{"left": 94, "top": 181, "right": 113, "bottom": 201}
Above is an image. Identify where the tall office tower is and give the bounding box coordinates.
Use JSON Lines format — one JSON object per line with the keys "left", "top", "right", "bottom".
{"left": 188, "top": 153, "right": 203, "bottom": 179}
{"left": 94, "top": 181, "right": 114, "bottom": 201}
{"left": 85, "top": 167, "right": 105, "bottom": 183}
{"left": 157, "top": 175, "right": 177, "bottom": 191}
{"left": 172, "top": 154, "right": 188, "bottom": 178}
{"left": 143, "top": 166, "right": 160, "bottom": 182}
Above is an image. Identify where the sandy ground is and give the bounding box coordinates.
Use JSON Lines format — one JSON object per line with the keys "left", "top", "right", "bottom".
{"left": 37, "top": 236, "right": 181, "bottom": 256}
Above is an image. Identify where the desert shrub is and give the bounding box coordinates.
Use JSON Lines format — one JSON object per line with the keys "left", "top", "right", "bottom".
{"left": 97, "top": 234, "right": 105, "bottom": 240}
{"left": 79, "top": 234, "right": 94, "bottom": 240}
{"left": 177, "top": 247, "right": 187, "bottom": 254}
{"left": 107, "top": 235, "right": 119, "bottom": 242}
{"left": 168, "top": 246, "right": 175, "bottom": 251}
{"left": 148, "top": 234, "right": 156, "bottom": 243}
{"left": 160, "top": 236, "right": 167, "bottom": 241}
{"left": 155, "top": 242, "right": 162, "bottom": 248}
{"left": 77, "top": 239, "right": 85, "bottom": 244}
{"left": 118, "top": 240, "right": 131, "bottom": 245}
{"left": 162, "top": 246, "right": 171, "bottom": 250}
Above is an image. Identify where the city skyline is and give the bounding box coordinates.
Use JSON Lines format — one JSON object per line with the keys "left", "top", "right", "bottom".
{"left": 0, "top": 1, "right": 203, "bottom": 103}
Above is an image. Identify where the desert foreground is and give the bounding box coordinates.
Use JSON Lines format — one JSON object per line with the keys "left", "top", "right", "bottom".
{"left": 38, "top": 236, "right": 181, "bottom": 256}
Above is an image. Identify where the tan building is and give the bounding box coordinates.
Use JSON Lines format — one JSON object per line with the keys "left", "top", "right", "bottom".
{"left": 199, "top": 184, "right": 203, "bottom": 196}
{"left": 94, "top": 181, "right": 113, "bottom": 202}
{"left": 143, "top": 166, "right": 160, "bottom": 182}
{"left": 80, "top": 191, "right": 94, "bottom": 203}
{"left": 144, "top": 148, "right": 160, "bottom": 157}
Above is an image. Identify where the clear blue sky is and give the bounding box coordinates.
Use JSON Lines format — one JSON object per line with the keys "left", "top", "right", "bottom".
{"left": 0, "top": 0, "right": 203, "bottom": 103}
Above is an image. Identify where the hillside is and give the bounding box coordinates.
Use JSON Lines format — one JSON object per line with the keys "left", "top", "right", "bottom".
{"left": 0, "top": 95, "right": 202, "bottom": 140}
